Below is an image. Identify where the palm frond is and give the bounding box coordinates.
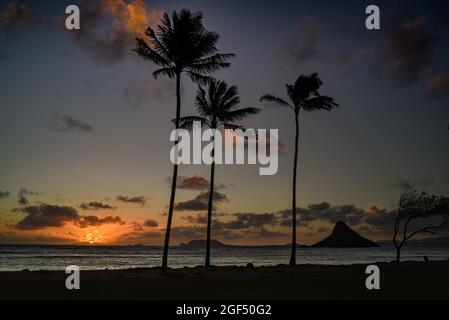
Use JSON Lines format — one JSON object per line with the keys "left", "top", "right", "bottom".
{"left": 153, "top": 67, "right": 177, "bottom": 79}
{"left": 145, "top": 28, "right": 172, "bottom": 62}
{"left": 222, "top": 107, "right": 261, "bottom": 122}
{"left": 222, "top": 96, "right": 240, "bottom": 111}
{"left": 177, "top": 116, "right": 209, "bottom": 130}
{"left": 195, "top": 53, "right": 235, "bottom": 65}
{"left": 302, "top": 95, "right": 339, "bottom": 112}
{"left": 290, "top": 73, "right": 323, "bottom": 103}
{"left": 136, "top": 9, "right": 233, "bottom": 86}
{"left": 187, "top": 53, "right": 234, "bottom": 74}
{"left": 186, "top": 72, "right": 213, "bottom": 85}
{"left": 195, "top": 85, "right": 209, "bottom": 111}
{"left": 260, "top": 94, "right": 293, "bottom": 110}
{"left": 220, "top": 85, "right": 239, "bottom": 109}
{"left": 134, "top": 38, "right": 172, "bottom": 67}
{"left": 192, "top": 30, "right": 220, "bottom": 57}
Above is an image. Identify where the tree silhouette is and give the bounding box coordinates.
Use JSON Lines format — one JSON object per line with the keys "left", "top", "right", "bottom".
{"left": 134, "top": 10, "right": 234, "bottom": 272}
{"left": 179, "top": 79, "right": 260, "bottom": 267}
{"left": 260, "top": 73, "right": 338, "bottom": 266}
{"left": 393, "top": 191, "right": 449, "bottom": 263}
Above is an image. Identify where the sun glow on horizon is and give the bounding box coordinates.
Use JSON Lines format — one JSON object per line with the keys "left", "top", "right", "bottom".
{"left": 84, "top": 230, "right": 104, "bottom": 244}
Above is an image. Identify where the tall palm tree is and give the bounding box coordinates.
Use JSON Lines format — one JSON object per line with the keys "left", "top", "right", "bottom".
{"left": 134, "top": 10, "right": 234, "bottom": 272}
{"left": 179, "top": 80, "right": 260, "bottom": 266}
{"left": 260, "top": 73, "right": 338, "bottom": 266}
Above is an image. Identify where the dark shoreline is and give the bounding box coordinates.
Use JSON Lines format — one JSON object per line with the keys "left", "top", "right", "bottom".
{"left": 1, "top": 261, "right": 448, "bottom": 300}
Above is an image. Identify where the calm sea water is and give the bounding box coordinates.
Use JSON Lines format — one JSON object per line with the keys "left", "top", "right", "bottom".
{"left": 0, "top": 244, "right": 448, "bottom": 271}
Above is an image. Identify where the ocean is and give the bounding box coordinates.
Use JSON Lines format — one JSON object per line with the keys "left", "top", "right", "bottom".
{"left": 1, "top": 244, "right": 448, "bottom": 271}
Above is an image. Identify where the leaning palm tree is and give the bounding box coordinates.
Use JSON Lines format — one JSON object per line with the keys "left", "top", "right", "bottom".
{"left": 260, "top": 73, "right": 338, "bottom": 266}
{"left": 134, "top": 10, "right": 234, "bottom": 272}
{"left": 179, "top": 80, "right": 260, "bottom": 266}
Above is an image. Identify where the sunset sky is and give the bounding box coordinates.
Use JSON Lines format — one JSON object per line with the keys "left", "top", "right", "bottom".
{"left": 1, "top": 0, "right": 448, "bottom": 246}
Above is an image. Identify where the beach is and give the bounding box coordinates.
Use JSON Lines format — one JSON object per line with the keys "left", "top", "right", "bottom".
{"left": 1, "top": 261, "right": 448, "bottom": 300}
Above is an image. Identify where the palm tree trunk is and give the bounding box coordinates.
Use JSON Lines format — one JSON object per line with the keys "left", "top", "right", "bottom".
{"left": 289, "top": 112, "right": 299, "bottom": 267}
{"left": 162, "top": 73, "right": 181, "bottom": 273}
{"left": 205, "top": 151, "right": 215, "bottom": 267}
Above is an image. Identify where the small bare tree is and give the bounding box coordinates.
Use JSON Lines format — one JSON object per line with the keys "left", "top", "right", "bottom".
{"left": 393, "top": 191, "right": 449, "bottom": 262}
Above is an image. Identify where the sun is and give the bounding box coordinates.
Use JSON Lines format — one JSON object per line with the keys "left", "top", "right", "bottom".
{"left": 84, "top": 230, "right": 103, "bottom": 244}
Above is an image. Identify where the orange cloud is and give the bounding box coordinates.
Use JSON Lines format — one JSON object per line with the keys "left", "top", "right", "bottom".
{"left": 428, "top": 74, "right": 449, "bottom": 100}
{"left": 104, "top": 0, "right": 160, "bottom": 36}
{"left": 71, "top": 0, "right": 163, "bottom": 63}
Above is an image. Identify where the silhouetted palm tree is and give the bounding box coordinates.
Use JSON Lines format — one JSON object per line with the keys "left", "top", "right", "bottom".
{"left": 179, "top": 80, "right": 260, "bottom": 266}
{"left": 260, "top": 73, "right": 338, "bottom": 266}
{"left": 134, "top": 10, "right": 234, "bottom": 272}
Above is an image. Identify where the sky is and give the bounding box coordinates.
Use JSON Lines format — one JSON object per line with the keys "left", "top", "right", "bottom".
{"left": 0, "top": 0, "right": 448, "bottom": 246}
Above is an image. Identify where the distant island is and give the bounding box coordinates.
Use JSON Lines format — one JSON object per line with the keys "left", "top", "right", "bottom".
{"left": 179, "top": 239, "right": 234, "bottom": 248}
{"left": 179, "top": 239, "right": 306, "bottom": 249}
{"left": 179, "top": 222, "right": 379, "bottom": 249}
{"left": 312, "top": 221, "right": 379, "bottom": 247}
{"left": 377, "top": 236, "right": 449, "bottom": 246}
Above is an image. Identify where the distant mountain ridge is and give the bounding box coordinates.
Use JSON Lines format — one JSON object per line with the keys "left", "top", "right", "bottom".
{"left": 180, "top": 239, "right": 231, "bottom": 248}
{"left": 179, "top": 239, "right": 305, "bottom": 249}
{"left": 312, "top": 221, "right": 379, "bottom": 248}
{"left": 377, "top": 236, "right": 449, "bottom": 246}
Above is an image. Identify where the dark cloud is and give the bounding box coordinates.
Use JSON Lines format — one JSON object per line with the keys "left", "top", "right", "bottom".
{"left": 17, "top": 188, "right": 42, "bottom": 205}
{"left": 175, "top": 198, "right": 208, "bottom": 211}
{"left": 317, "top": 226, "right": 329, "bottom": 233}
{"left": 277, "top": 203, "right": 365, "bottom": 227}
{"left": 385, "top": 17, "right": 439, "bottom": 85}
{"left": 0, "top": 190, "right": 10, "bottom": 199}
{"left": 69, "top": 0, "right": 162, "bottom": 64}
{"left": 0, "top": 233, "right": 78, "bottom": 245}
{"left": 171, "top": 225, "right": 206, "bottom": 238}
{"left": 177, "top": 175, "right": 209, "bottom": 190}
{"left": 252, "top": 228, "right": 286, "bottom": 239}
{"left": 50, "top": 114, "right": 92, "bottom": 133}
{"left": 17, "top": 196, "right": 27, "bottom": 206}
{"left": 175, "top": 191, "right": 229, "bottom": 211}
{"left": 112, "top": 229, "right": 162, "bottom": 244}
{"left": 363, "top": 206, "right": 396, "bottom": 232}
{"left": 0, "top": 1, "right": 32, "bottom": 29}
{"left": 140, "top": 231, "right": 162, "bottom": 238}
{"left": 14, "top": 203, "right": 127, "bottom": 230}
{"left": 167, "top": 175, "right": 228, "bottom": 191}
{"left": 176, "top": 202, "right": 388, "bottom": 240}
{"left": 130, "top": 221, "right": 144, "bottom": 232}
{"left": 122, "top": 199, "right": 413, "bottom": 242}
{"left": 120, "top": 78, "right": 175, "bottom": 108}
{"left": 123, "top": 225, "right": 208, "bottom": 242}
{"left": 143, "top": 219, "right": 158, "bottom": 227}
{"left": 389, "top": 178, "right": 435, "bottom": 192}
{"left": 77, "top": 215, "right": 125, "bottom": 228}
{"left": 116, "top": 195, "right": 146, "bottom": 206}
{"left": 207, "top": 205, "right": 363, "bottom": 234}
{"left": 14, "top": 204, "right": 79, "bottom": 230}
{"left": 79, "top": 201, "right": 117, "bottom": 210}
{"left": 196, "top": 191, "right": 228, "bottom": 203}
{"left": 344, "top": 17, "right": 440, "bottom": 87}
{"left": 276, "top": 18, "right": 322, "bottom": 66}
{"left": 219, "top": 212, "right": 277, "bottom": 230}
{"left": 182, "top": 214, "right": 208, "bottom": 224}
{"left": 361, "top": 205, "right": 445, "bottom": 236}
{"left": 178, "top": 212, "right": 287, "bottom": 240}
{"left": 428, "top": 74, "right": 449, "bottom": 100}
